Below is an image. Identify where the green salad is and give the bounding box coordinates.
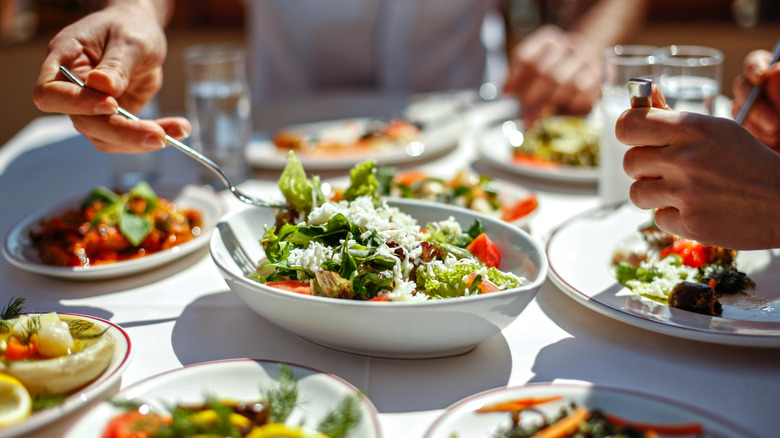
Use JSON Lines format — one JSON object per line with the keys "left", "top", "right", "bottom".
{"left": 249, "top": 153, "right": 527, "bottom": 302}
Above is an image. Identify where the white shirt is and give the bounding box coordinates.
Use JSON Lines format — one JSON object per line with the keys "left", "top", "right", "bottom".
{"left": 243, "top": 0, "right": 497, "bottom": 108}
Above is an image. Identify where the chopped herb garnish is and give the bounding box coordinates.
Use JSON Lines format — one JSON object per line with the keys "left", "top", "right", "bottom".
{"left": 1, "top": 296, "right": 25, "bottom": 320}
{"left": 317, "top": 394, "right": 362, "bottom": 438}
{"left": 263, "top": 364, "right": 298, "bottom": 423}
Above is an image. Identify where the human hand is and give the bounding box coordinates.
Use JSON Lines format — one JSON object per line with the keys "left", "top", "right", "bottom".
{"left": 33, "top": 2, "right": 190, "bottom": 153}
{"left": 732, "top": 49, "right": 780, "bottom": 152}
{"left": 617, "top": 87, "right": 780, "bottom": 249}
{"left": 503, "top": 25, "right": 601, "bottom": 119}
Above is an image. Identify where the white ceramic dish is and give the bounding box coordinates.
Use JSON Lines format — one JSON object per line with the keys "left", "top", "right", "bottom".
{"left": 63, "top": 359, "right": 381, "bottom": 438}
{"left": 2, "top": 313, "right": 132, "bottom": 438}
{"left": 246, "top": 93, "right": 466, "bottom": 170}
{"left": 547, "top": 202, "right": 780, "bottom": 347}
{"left": 423, "top": 382, "right": 756, "bottom": 437}
{"left": 476, "top": 119, "right": 599, "bottom": 183}
{"left": 3, "top": 184, "right": 227, "bottom": 280}
{"left": 210, "top": 198, "right": 547, "bottom": 358}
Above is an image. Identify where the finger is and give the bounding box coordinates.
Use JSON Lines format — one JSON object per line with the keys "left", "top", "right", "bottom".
{"left": 70, "top": 114, "right": 167, "bottom": 152}
{"left": 615, "top": 108, "right": 686, "bottom": 146}
{"left": 85, "top": 32, "right": 157, "bottom": 97}
{"left": 628, "top": 177, "right": 672, "bottom": 210}
{"left": 743, "top": 49, "right": 771, "bottom": 85}
{"left": 155, "top": 117, "right": 192, "bottom": 141}
{"left": 623, "top": 145, "right": 667, "bottom": 180}
{"left": 651, "top": 206, "right": 685, "bottom": 238}
{"left": 34, "top": 51, "right": 120, "bottom": 116}
{"left": 651, "top": 84, "right": 670, "bottom": 109}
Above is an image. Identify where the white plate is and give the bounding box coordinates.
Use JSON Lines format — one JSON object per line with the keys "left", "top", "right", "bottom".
{"left": 547, "top": 202, "right": 780, "bottom": 347}
{"left": 246, "top": 94, "right": 464, "bottom": 170}
{"left": 63, "top": 359, "right": 381, "bottom": 438}
{"left": 2, "top": 313, "right": 132, "bottom": 438}
{"left": 3, "top": 185, "right": 227, "bottom": 280}
{"left": 424, "top": 382, "right": 755, "bottom": 437}
{"left": 476, "top": 119, "right": 599, "bottom": 183}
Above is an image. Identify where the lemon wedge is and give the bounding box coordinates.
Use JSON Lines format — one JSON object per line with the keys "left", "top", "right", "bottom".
{"left": 0, "top": 373, "right": 32, "bottom": 428}
{"left": 246, "top": 422, "right": 329, "bottom": 438}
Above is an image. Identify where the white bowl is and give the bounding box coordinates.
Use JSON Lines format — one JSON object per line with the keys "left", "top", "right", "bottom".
{"left": 210, "top": 198, "right": 547, "bottom": 359}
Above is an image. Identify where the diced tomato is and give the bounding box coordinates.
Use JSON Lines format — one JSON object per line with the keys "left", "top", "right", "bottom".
{"left": 465, "top": 273, "right": 500, "bottom": 294}
{"left": 4, "top": 338, "right": 38, "bottom": 361}
{"left": 265, "top": 280, "right": 312, "bottom": 295}
{"left": 101, "top": 411, "right": 170, "bottom": 438}
{"left": 368, "top": 296, "right": 392, "bottom": 302}
{"left": 602, "top": 413, "right": 704, "bottom": 435}
{"left": 501, "top": 194, "right": 538, "bottom": 222}
{"left": 660, "top": 239, "right": 710, "bottom": 268}
{"left": 466, "top": 233, "right": 501, "bottom": 268}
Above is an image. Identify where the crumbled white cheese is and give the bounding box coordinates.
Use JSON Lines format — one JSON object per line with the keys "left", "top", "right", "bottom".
{"left": 286, "top": 241, "right": 334, "bottom": 273}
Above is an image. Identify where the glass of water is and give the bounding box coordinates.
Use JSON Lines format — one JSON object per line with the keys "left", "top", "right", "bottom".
{"left": 599, "top": 45, "right": 659, "bottom": 206}
{"left": 184, "top": 44, "right": 252, "bottom": 188}
{"left": 653, "top": 45, "right": 723, "bottom": 115}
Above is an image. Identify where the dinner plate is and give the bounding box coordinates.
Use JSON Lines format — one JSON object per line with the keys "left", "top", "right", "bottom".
{"left": 246, "top": 93, "right": 465, "bottom": 170}
{"left": 476, "top": 119, "right": 599, "bottom": 183}
{"left": 423, "top": 382, "right": 756, "bottom": 437}
{"left": 63, "top": 359, "right": 382, "bottom": 438}
{"left": 547, "top": 202, "right": 780, "bottom": 347}
{"left": 2, "top": 313, "right": 132, "bottom": 438}
{"left": 3, "top": 184, "right": 227, "bottom": 280}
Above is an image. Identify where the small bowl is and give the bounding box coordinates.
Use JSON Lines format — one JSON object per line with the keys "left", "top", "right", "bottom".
{"left": 210, "top": 198, "right": 547, "bottom": 358}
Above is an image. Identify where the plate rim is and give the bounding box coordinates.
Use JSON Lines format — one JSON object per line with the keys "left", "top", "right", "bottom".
{"left": 545, "top": 202, "right": 780, "bottom": 348}
{"left": 2, "top": 184, "right": 226, "bottom": 280}
{"left": 423, "top": 381, "right": 758, "bottom": 438}
{"left": 1, "top": 312, "right": 132, "bottom": 437}
{"left": 62, "top": 358, "right": 383, "bottom": 438}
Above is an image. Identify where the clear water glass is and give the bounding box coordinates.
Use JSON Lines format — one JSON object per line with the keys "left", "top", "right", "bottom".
{"left": 184, "top": 44, "right": 252, "bottom": 188}
{"left": 654, "top": 45, "right": 723, "bottom": 115}
{"left": 599, "top": 45, "right": 659, "bottom": 206}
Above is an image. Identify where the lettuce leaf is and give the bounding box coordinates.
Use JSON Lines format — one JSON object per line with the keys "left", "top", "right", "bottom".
{"left": 278, "top": 151, "right": 324, "bottom": 213}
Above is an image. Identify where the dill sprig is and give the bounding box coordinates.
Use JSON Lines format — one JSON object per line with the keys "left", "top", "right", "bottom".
{"left": 1, "top": 297, "right": 25, "bottom": 320}
{"left": 263, "top": 364, "right": 298, "bottom": 423}
{"left": 317, "top": 394, "right": 363, "bottom": 438}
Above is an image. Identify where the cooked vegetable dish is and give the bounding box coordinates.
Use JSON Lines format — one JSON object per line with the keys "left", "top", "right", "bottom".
{"left": 511, "top": 116, "right": 599, "bottom": 168}
{"left": 30, "top": 182, "right": 202, "bottom": 267}
{"left": 102, "top": 364, "right": 362, "bottom": 438}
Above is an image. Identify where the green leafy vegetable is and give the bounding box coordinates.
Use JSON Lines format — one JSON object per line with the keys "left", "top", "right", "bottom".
{"left": 416, "top": 263, "right": 519, "bottom": 298}
{"left": 0, "top": 296, "right": 25, "bottom": 320}
{"left": 32, "top": 392, "right": 67, "bottom": 412}
{"left": 343, "top": 159, "right": 378, "bottom": 203}
{"left": 85, "top": 182, "right": 160, "bottom": 246}
{"left": 279, "top": 151, "right": 324, "bottom": 213}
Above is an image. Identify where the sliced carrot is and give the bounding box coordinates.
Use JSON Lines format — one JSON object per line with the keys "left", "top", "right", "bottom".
{"left": 393, "top": 169, "right": 428, "bottom": 187}
{"left": 368, "top": 296, "right": 392, "bottom": 302}
{"left": 265, "top": 280, "right": 312, "bottom": 295}
{"left": 5, "top": 338, "right": 38, "bottom": 361}
{"left": 533, "top": 406, "right": 590, "bottom": 438}
{"left": 603, "top": 413, "right": 704, "bottom": 436}
{"left": 476, "top": 395, "right": 562, "bottom": 413}
{"left": 502, "top": 195, "right": 539, "bottom": 222}
{"left": 465, "top": 273, "right": 500, "bottom": 294}
{"left": 511, "top": 153, "right": 558, "bottom": 169}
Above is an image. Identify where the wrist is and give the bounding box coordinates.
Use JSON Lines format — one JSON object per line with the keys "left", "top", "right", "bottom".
{"left": 106, "top": 0, "right": 170, "bottom": 26}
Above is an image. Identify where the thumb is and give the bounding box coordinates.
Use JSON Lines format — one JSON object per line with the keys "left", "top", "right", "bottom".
{"left": 651, "top": 84, "right": 671, "bottom": 110}
{"left": 84, "top": 39, "right": 142, "bottom": 98}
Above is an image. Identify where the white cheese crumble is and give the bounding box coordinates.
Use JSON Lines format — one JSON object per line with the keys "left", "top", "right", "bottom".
{"left": 625, "top": 256, "right": 698, "bottom": 299}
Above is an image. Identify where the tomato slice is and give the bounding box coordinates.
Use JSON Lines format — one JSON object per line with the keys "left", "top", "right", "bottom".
{"left": 265, "top": 280, "right": 312, "bottom": 295}
{"left": 660, "top": 239, "right": 710, "bottom": 268}
{"left": 466, "top": 233, "right": 501, "bottom": 268}
{"left": 101, "top": 411, "right": 170, "bottom": 438}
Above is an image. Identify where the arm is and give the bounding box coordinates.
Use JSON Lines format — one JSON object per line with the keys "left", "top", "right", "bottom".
{"left": 732, "top": 49, "right": 780, "bottom": 152}
{"left": 32, "top": 0, "right": 189, "bottom": 153}
{"left": 503, "top": 0, "right": 648, "bottom": 117}
{"left": 617, "top": 87, "right": 780, "bottom": 250}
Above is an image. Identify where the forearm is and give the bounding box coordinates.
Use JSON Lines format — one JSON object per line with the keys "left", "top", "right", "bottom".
{"left": 571, "top": 0, "right": 648, "bottom": 51}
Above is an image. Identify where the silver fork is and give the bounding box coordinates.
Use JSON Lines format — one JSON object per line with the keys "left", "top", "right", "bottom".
{"left": 58, "top": 66, "right": 288, "bottom": 209}
{"left": 217, "top": 222, "right": 257, "bottom": 276}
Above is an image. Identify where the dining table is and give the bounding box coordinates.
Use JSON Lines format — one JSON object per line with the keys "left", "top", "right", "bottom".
{"left": 1, "top": 97, "right": 778, "bottom": 438}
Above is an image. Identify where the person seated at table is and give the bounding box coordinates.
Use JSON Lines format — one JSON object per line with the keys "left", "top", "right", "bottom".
{"left": 615, "top": 50, "right": 780, "bottom": 250}
{"left": 32, "top": 0, "right": 646, "bottom": 154}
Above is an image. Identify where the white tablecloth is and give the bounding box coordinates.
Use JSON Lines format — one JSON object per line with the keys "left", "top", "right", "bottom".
{"left": 1, "top": 113, "right": 776, "bottom": 438}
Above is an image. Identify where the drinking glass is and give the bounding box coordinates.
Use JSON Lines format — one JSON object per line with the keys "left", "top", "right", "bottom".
{"left": 599, "top": 45, "right": 659, "bottom": 206}
{"left": 184, "top": 44, "right": 252, "bottom": 188}
{"left": 654, "top": 45, "right": 723, "bottom": 115}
